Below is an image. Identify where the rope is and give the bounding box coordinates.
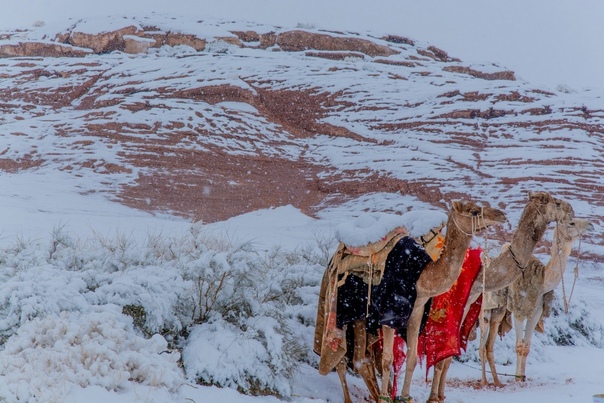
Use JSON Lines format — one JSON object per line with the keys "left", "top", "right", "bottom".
{"left": 562, "top": 234, "right": 583, "bottom": 314}
{"left": 479, "top": 207, "right": 492, "bottom": 348}
{"left": 366, "top": 253, "right": 376, "bottom": 317}
{"left": 456, "top": 360, "right": 524, "bottom": 380}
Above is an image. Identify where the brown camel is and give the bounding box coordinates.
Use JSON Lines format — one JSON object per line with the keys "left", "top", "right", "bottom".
{"left": 379, "top": 200, "right": 506, "bottom": 402}
{"left": 425, "top": 191, "right": 575, "bottom": 403}
{"left": 314, "top": 200, "right": 506, "bottom": 403}
{"left": 314, "top": 215, "right": 446, "bottom": 403}
{"left": 479, "top": 215, "right": 593, "bottom": 385}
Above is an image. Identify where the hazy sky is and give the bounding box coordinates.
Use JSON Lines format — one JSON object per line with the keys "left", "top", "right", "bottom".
{"left": 2, "top": 0, "right": 603, "bottom": 91}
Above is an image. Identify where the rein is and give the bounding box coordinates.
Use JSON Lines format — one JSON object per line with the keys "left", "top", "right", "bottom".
{"left": 508, "top": 245, "right": 526, "bottom": 275}
{"left": 561, "top": 230, "right": 584, "bottom": 314}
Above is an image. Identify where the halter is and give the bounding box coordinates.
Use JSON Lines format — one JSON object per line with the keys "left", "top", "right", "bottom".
{"left": 450, "top": 206, "right": 486, "bottom": 237}
{"left": 528, "top": 200, "right": 547, "bottom": 221}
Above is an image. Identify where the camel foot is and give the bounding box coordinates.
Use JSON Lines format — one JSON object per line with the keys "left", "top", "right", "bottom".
{"left": 426, "top": 396, "right": 445, "bottom": 403}
{"left": 394, "top": 396, "right": 413, "bottom": 403}
{"left": 379, "top": 396, "right": 393, "bottom": 403}
{"left": 479, "top": 380, "right": 503, "bottom": 389}
{"left": 514, "top": 375, "right": 526, "bottom": 382}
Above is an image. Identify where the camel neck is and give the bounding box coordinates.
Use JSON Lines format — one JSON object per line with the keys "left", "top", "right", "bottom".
{"left": 508, "top": 203, "right": 549, "bottom": 267}
{"left": 474, "top": 203, "right": 549, "bottom": 295}
{"left": 543, "top": 227, "right": 574, "bottom": 293}
{"left": 416, "top": 212, "right": 472, "bottom": 297}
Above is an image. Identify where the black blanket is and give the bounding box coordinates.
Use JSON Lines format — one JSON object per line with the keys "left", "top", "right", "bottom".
{"left": 335, "top": 236, "right": 433, "bottom": 338}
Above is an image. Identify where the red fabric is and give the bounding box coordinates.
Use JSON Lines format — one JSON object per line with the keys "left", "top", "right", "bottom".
{"left": 391, "top": 334, "right": 405, "bottom": 400}
{"left": 460, "top": 294, "right": 482, "bottom": 351}
{"left": 418, "top": 247, "right": 483, "bottom": 373}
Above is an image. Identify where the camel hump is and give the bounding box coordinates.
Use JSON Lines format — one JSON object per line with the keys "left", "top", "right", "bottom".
{"left": 335, "top": 210, "right": 447, "bottom": 255}
{"left": 345, "top": 226, "right": 408, "bottom": 256}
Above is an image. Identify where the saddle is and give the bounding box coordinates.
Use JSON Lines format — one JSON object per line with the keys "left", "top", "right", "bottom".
{"left": 335, "top": 224, "right": 445, "bottom": 287}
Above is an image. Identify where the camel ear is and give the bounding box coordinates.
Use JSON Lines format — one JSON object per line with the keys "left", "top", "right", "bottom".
{"left": 452, "top": 200, "right": 463, "bottom": 212}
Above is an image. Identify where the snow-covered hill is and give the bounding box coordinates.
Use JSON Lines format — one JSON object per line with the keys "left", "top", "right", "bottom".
{"left": 1, "top": 15, "right": 603, "bottom": 254}
{"left": 0, "top": 7, "right": 603, "bottom": 403}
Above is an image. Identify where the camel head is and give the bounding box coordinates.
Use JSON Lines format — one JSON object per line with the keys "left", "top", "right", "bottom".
{"left": 557, "top": 216, "right": 594, "bottom": 242}
{"left": 450, "top": 200, "right": 507, "bottom": 234}
{"left": 527, "top": 191, "right": 575, "bottom": 223}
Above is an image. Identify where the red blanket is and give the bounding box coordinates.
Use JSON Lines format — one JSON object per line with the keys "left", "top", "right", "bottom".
{"left": 418, "top": 247, "right": 483, "bottom": 373}
{"left": 460, "top": 294, "right": 482, "bottom": 351}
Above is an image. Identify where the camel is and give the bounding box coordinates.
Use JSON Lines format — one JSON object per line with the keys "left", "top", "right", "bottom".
{"left": 379, "top": 200, "right": 506, "bottom": 402}
{"left": 425, "top": 191, "right": 575, "bottom": 403}
{"left": 314, "top": 200, "right": 506, "bottom": 403}
{"left": 478, "top": 215, "right": 593, "bottom": 385}
{"left": 314, "top": 214, "right": 446, "bottom": 403}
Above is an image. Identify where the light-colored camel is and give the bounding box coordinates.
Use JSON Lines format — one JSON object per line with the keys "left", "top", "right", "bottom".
{"left": 379, "top": 200, "right": 506, "bottom": 402}
{"left": 426, "top": 191, "right": 575, "bottom": 403}
{"left": 479, "top": 216, "right": 593, "bottom": 385}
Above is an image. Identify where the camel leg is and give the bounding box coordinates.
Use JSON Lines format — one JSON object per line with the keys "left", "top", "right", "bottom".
{"left": 486, "top": 306, "right": 506, "bottom": 387}
{"left": 399, "top": 297, "right": 429, "bottom": 400}
{"left": 512, "top": 313, "right": 528, "bottom": 382}
{"left": 380, "top": 326, "right": 395, "bottom": 399}
{"left": 515, "top": 341, "right": 528, "bottom": 382}
{"left": 427, "top": 360, "right": 447, "bottom": 402}
{"left": 336, "top": 358, "right": 354, "bottom": 403}
{"left": 515, "top": 296, "right": 543, "bottom": 381}
{"left": 437, "top": 358, "right": 452, "bottom": 401}
{"left": 478, "top": 309, "right": 491, "bottom": 386}
{"left": 351, "top": 320, "right": 381, "bottom": 402}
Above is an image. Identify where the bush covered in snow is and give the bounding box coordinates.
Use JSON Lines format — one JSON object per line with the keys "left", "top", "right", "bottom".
{"left": 544, "top": 293, "right": 604, "bottom": 348}
{"left": 0, "top": 224, "right": 327, "bottom": 400}
{"left": 0, "top": 309, "right": 183, "bottom": 402}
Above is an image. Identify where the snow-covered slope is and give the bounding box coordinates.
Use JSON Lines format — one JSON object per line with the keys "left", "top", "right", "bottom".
{"left": 1, "top": 15, "right": 603, "bottom": 256}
